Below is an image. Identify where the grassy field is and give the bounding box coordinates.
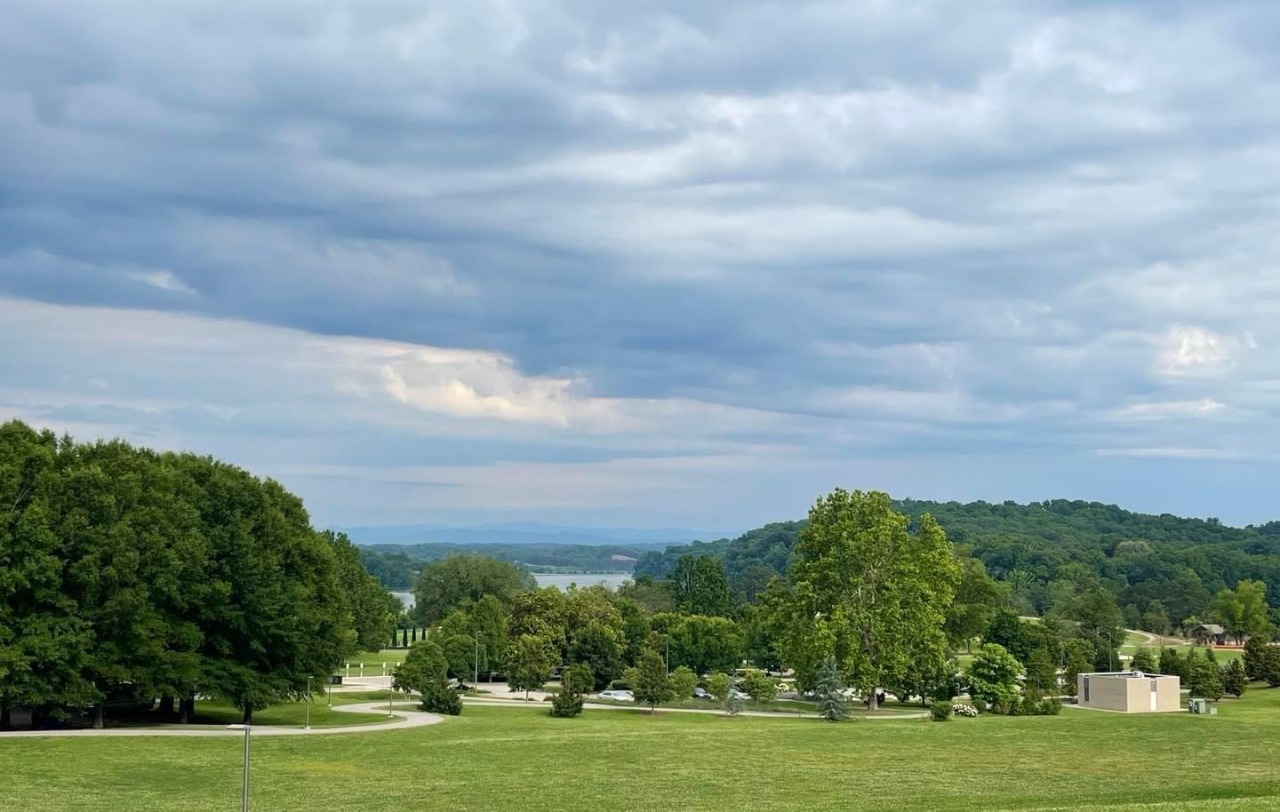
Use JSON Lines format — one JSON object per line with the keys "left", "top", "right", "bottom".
{"left": 5, "top": 686, "right": 1280, "bottom": 810}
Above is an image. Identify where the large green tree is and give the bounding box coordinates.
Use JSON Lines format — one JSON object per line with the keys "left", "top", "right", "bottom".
{"left": 944, "top": 557, "right": 1007, "bottom": 652}
{"left": 323, "top": 531, "right": 400, "bottom": 653}
{"left": 506, "top": 634, "right": 553, "bottom": 701}
{"left": 412, "top": 555, "right": 534, "bottom": 625}
{"left": 670, "top": 555, "right": 733, "bottom": 617}
{"left": 777, "top": 490, "right": 960, "bottom": 709}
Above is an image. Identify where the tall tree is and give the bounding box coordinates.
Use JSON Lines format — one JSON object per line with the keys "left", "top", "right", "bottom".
{"left": 1063, "top": 588, "right": 1124, "bottom": 671}
{"left": 777, "top": 490, "right": 960, "bottom": 709}
{"left": 0, "top": 422, "right": 93, "bottom": 727}
{"left": 412, "top": 555, "right": 534, "bottom": 625}
{"left": 670, "top": 555, "right": 733, "bottom": 617}
{"left": 945, "top": 557, "right": 1008, "bottom": 652}
{"left": 506, "top": 634, "right": 553, "bottom": 702}
{"left": 323, "top": 531, "right": 400, "bottom": 653}
{"left": 632, "top": 648, "right": 674, "bottom": 713}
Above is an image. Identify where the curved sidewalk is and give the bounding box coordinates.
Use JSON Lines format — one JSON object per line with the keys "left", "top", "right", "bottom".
{"left": 464, "top": 697, "right": 928, "bottom": 720}
{"left": 0, "top": 701, "right": 443, "bottom": 739}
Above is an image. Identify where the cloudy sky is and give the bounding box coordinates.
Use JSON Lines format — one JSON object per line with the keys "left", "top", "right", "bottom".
{"left": 3, "top": 1, "right": 1279, "bottom": 532}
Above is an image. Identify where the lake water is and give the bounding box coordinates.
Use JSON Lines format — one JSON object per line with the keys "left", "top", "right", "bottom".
{"left": 532, "top": 572, "right": 633, "bottom": 591}
{"left": 391, "top": 571, "right": 632, "bottom": 608}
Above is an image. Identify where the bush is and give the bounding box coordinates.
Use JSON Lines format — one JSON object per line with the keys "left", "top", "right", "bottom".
{"left": 549, "top": 690, "right": 584, "bottom": 718}
{"left": 1017, "top": 695, "right": 1041, "bottom": 716}
{"left": 992, "top": 699, "right": 1013, "bottom": 716}
{"left": 952, "top": 703, "right": 978, "bottom": 718}
{"left": 929, "top": 700, "right": 953, "bottom": 722}
{"left": 419, "top": 681, "right": 463, "bottom": 716}
{"left": 1038, "top": 698, "right": 1062, "bottom": 716}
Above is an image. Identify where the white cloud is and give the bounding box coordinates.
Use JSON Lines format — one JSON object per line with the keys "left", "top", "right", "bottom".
{"left": 128, "top": 269, "right": 195, "bottom": 294}
{"left": 1109, "top": 398, "right": 1227, "bottom": 421}
{"left": 1157, "top": 326, "right": 1239, "bottom": 376}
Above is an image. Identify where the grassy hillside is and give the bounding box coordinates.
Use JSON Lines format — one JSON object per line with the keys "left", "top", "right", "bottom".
{"left": 7, "top": 688, "right": 1280, "bottom": 810}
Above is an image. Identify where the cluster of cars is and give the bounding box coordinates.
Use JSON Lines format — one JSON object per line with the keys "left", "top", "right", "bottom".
{"left": 594, "top": 686, "right": 752, "bottom": 703}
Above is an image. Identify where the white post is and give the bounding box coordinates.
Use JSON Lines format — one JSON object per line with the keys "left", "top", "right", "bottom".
{"left": 382, "top": 663, "right": 387, "bottom": 677}
{"left": 345, "top": 663, "right": 350, "bottom": 679}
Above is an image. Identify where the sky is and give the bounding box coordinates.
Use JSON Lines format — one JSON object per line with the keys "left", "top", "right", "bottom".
{"left": 2, "top": 1, "right": 1279, "bottom": 532}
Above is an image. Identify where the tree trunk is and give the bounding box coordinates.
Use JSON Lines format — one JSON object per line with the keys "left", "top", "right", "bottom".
{"left": 868, "top": 691, "right": 879, "bottom": 711}
{"left": 93, "top": 702, "right": 105, "bottom": 729}
{"left": 179, "top": 694, "right": 195, "bottom": 724}
{"left": 158, "top": 695, "right": 175, "bottom": 718}
{"left": 241, "top": 703, "right": 253, "bottom": 725}
{"left": 0, "top": 702, "right": 11, "bottom": 730}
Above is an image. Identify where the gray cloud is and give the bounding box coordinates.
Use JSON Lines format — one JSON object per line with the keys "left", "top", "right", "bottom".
{"left": 2, "top": 0, "right": 1280, "bottom": 526}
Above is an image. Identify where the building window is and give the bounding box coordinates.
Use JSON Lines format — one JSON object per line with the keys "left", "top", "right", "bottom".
{"left": 1083, "top": 677, "right": 1090, "bottom": 702}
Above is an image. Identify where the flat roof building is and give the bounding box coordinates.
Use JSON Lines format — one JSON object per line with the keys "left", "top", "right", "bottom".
{"left": 1078, "top": 671, "right": 1181, "bottom": 713}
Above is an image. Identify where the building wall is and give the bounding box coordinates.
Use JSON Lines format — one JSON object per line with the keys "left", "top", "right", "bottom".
{"left": 1079, "top": 674, "right": 1130, "bottom": 711}
{"left": 1078, "top": 674, "right": 1181, "bottom": 713}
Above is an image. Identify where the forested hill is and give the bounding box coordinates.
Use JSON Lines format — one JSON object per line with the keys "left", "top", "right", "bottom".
{"left": 634, "top": 499, "right": 1280, "bottom": 619}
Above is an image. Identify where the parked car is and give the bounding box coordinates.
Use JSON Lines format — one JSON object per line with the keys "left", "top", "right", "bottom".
{"left": 730, "top": 688, "right": 751, "bottom": 701}
{"left": 597, "top": 690, "right": 635, "bottom": 702}
{"left": 692, "top": 687, "right": 711, "bottom": 699}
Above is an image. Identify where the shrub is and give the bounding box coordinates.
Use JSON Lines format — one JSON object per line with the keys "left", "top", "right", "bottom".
{"left": 930, "top": 700, "right": 953, "bottom": 722}
{"left": 1017, "top": 695, "right": 1040, "bottom": 716}
{"left": 952, "top": 703, "right": 978, "bottom": 718}
{"left": 550, "top": 690, "right": 584, "bottom": 718}
{"left": 992, "top": 699, "right": 1013, "bottom": 716}
{"left": 419, "top": 681, "right": 463, "bottom": 716}
{"left": 1038, "top": 698, "right": 1062, "bottom": 716}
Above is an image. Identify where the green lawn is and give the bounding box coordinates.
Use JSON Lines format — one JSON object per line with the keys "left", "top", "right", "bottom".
{"left": 6, "top": 687, "right": 1280, "bottom": 810}
{"left": 338, "top": 648, "right": 410, "bottom": 677}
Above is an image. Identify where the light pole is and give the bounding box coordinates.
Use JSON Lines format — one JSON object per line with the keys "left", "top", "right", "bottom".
{"left": 474, "top": 634, "right": 480, "bottom": 687}
{"left": 227, "top": 724, "right": 250, "bottom": 812}
{"left": 304, "top": 676, "right": 312, "bottom": 731}
{"left": 388, "top": 678, "right": 394, "bottom": 718}
{"left": 664, "top": 634, "right": 670, "bottom": 675}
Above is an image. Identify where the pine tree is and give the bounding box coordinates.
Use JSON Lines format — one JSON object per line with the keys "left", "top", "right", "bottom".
{"left": 814, "top": 655, "right": 849, "bottom": 722}
{"left": 1130, "top": 647, "right": 1156, "bottom": 673}
{"left": 1223, "top": 659, "right": 1247, "bottom": 698}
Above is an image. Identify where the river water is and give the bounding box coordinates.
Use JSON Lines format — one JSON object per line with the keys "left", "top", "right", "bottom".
{"left": 392, "top": 572, "right": 633, "bottom": 608}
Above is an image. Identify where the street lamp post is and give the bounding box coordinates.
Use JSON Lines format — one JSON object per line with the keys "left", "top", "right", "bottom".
{"left": 388, "top": 678, "right": 394, "bottom": 718}
{"left": 227, "top": 724, "right": 250, "bottom": 812}
{"left": 304, "top": 676, "right": 312, "bottom": 731}
{"left": 474, "top": 634, "right": 480, "bottom": 687}
{"left": 664, "top": 635, "right": 670, "bottom": 675}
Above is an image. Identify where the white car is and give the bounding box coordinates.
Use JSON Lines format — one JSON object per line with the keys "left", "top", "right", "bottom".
{"left": 597, "top": 689, "right": 635, "bottom": 702}
{"left": 730, "top": 688, "right": 751, "bottom": 701}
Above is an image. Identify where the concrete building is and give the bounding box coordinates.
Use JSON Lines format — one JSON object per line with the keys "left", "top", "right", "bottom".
{"left": 1077, "top": 671, "right": 1181, "bottom": 713}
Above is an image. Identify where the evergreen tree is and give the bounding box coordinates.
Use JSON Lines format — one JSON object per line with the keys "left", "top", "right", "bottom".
{"left": 1158, "top": 648, "right": 1184, "bottom": 679}
{"left": 813, "top": 655, "right": 849, "bottom": 722}
{"left": 1223, "top": 659, "right": 1248, "bottom": 698}
{"left": 1130, "top": 647, "right": 1157, "bottom": 673}
{"left": 1024, "top": 647, "right": 1058, "bottom": 697}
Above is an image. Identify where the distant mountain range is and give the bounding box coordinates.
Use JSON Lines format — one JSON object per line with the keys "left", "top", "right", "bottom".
{"left": 336, "top": 521, "right": 736, "bottom": 547}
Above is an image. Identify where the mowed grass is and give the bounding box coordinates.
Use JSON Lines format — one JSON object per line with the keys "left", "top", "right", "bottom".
{"left": 5, "top": 688, "right": 1280, "bottom": 811}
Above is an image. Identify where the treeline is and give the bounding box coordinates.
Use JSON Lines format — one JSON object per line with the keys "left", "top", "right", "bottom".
{"left": 359, "top": 542, "right": 658, "bottom": 590}
{"left": 635, "top": 500, "right": 1280, "bottom": 629}
{"left": 409, "top": 492, "right": 1278, "bottom": 718}
{"left": 0, "top": 421, "right": 399, "bottom": 728}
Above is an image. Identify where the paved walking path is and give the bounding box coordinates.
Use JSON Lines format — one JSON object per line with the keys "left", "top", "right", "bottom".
{"left": 464, "top": 697, "right": 928, "bottom": 720}
{"left": 0, "top": 701, "right": 443, "bottom": 739}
